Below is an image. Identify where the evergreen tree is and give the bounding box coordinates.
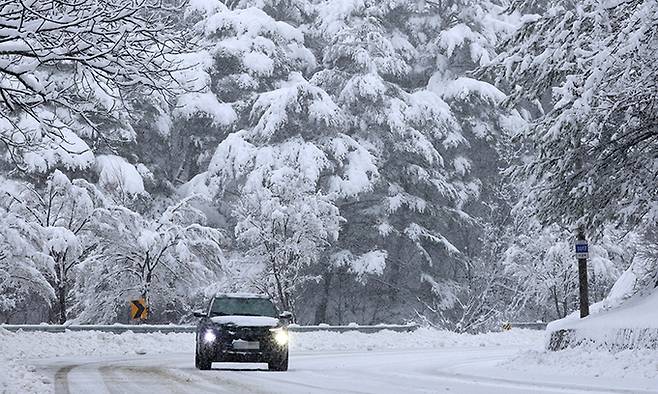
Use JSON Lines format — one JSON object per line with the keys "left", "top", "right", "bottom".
{"left": 304, "top": 0, "right": 524, "bottom": 325}
{"left": 491, "top": 0, "right": 658, "bottom": 232}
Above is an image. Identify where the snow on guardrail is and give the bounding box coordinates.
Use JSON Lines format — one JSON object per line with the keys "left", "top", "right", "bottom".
{"left": 287, "top": 323, "right": 418, "bottom": 333}
{"left": 0, "top": 323, "right": 419, "bottom": 334}
{"left": 503, "top": 322, "right": 547, "bottom": 331}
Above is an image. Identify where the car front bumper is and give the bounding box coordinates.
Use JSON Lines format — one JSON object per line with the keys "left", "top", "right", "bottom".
{"left": 199, "top": 329, "right": 288, "bottom": 363}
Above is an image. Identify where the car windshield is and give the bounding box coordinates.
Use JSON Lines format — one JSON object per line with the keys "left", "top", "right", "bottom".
{"left": 209, "top": 297, "right": 277, "bottom": 317}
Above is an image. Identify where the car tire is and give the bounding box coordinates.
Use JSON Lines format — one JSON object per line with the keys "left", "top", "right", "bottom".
{"left": 268, "top": 347, "right": 289, "bottom": 371}
{"left": 195, "top": 346, "right": 212, "bottom": 370}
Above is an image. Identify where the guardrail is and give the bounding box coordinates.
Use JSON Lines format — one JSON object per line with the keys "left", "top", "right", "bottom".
{"left": 0, "top": 323, "right": 419, "bottom": 334}
{"left": 0, "top": 324, "right": 194, "bottom": 334}
{"left": 503, "top": 322, "right": 547, "bottom": 331}
{"left": 288, "top": 324, "right": 419, "bottom": 333}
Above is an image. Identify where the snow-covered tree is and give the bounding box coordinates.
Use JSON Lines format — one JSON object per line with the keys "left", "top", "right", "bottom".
{"left": 482, "top": 0, "right": 658, "bottom": 318}
{"left": 232, "top": 182, "right": 339, "bottom": 313}
{"left": 303, "top": 0, "right": 525, "bottom": 324}
{"left": 0, "top": 171, "right": 104, "bottom": 322}
{"left": 4, "top": 0, "right": 622, "bottom": 330}
{"left": 95, "top": 154, "right": 148, "bottom": 206}
{"left": 0, "top": 0, "right": 188, "bottom": 170}
{"left": 201, "top": 73, "right": 379, "bottom": 313}
{"left": 625, "top": 227, "right": 658, "bottom": 293}
{"left": 491, "top": 0, "right": 658, "bottom": 232}
{"left": 73, "top": 197, "right": 225, "bottom": 323}
{"left": 222, "top": 0, "right": 312, "bottom": 24}
{"left": 0, "top": 193, "right": 53, "bottom": 322}
{"left": 160, "top": 1, "right": 318, "bottom": 184}
{"left": 504, "top": 220, "right": 629, "bottom": 320}
{"left": 178, "top": 3, "right": 382, "bottom": 314}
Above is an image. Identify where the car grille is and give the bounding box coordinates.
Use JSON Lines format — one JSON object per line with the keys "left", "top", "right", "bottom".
{"left": 225, "top": 326, "right": 270, "bottom": 341}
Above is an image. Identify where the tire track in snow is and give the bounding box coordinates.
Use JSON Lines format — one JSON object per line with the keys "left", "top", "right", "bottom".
{"left": 53, "top": 364, "right": 74, "bottom": 394}
{"left": 46, "top": 349, "right": 658, "bottom": 394}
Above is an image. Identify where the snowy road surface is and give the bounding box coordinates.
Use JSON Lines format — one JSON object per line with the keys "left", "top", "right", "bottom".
{"left": 37, "top": 347, "right": 658, "bottom": 394}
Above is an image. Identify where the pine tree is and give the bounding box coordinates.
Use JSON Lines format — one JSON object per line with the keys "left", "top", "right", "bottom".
{"left": 179, "top": 3, "right": 382, "bottom": 313}
{"left": 491, "top": 0, "right": 658, "bottom": 232}
{"left": 304, "top": 0, "right": 524, "bottom": 325}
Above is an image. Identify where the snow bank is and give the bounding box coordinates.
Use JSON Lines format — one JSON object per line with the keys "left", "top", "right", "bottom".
{"left": 0, "top": 328, "right": 542, "bottom": 393}
{"left": 506, "top": 287, "right": 658, "bottom": 383}
{"left": 545, "top": 288, "right": 658, "bottom": 351}
{"left": 549, "top": 287, "right": 658, "bottom": 331}
{"left": 288, "top": 327, "right": 542, "bottom": 352}
{"left": 0, "top": 329, "right": 192, "bottom": 394}
{"left": 504, "top": 347, "right": 658, "bottom": 381}
{"left": 0, "top": 329, "right": 193, "bottom": 360}
{"left": 548, "top": 327, "right": 658, "bottom": 351}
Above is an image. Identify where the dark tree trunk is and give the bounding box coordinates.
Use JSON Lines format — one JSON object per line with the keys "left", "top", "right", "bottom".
{"left": 387, "top": 237, "right": 404, "bottom": 305}
{"left": 551, "top": 287, "right": 561, "bottom": 319}
{"left": 314, "top": 271, "right": 333, "bottom": 324}
{"left": 271, "top": 258, "right": 290, "bottom": 312}
{"left": 57, "top": 284, "right": 67, "bottom": 324}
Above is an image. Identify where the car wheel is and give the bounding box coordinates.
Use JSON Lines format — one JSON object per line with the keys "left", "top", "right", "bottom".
{"left": 195, "top": 346, "right": 212, "bottom": 370}
{"left": 268, "top": 347, "right": 289, "bottom": 371}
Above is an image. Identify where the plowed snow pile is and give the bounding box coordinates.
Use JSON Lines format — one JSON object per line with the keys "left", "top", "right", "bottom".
{"left": 505, "top": 287, "right": 658, "bottom": 383}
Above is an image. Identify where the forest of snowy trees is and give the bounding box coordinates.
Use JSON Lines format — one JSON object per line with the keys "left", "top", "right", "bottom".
{"left": 0, "top": 0, "right": 656, "bottom": 331}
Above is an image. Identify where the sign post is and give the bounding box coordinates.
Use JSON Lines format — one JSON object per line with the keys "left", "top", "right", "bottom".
{"left": 575, "top": 233, "right": 589, "bottom": 318}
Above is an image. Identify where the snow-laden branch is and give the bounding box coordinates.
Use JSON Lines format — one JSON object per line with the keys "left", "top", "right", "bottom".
{"left": 0, "top": 0, "right": 189, "bottom": 165}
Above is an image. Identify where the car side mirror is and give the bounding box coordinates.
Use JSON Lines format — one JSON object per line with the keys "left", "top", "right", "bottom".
{"left": 193, "top": 310, "right": 207, "bottom": 318}
{"left": 279, "top": 311, "right": 293, "bottom": 322}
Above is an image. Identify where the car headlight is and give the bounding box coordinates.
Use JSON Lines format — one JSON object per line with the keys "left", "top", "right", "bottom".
{"left": 203, "top": 330, "right": 216, "bottom": 343}
{"left": 270, "top": 328, "right": 288, "bottom": 346}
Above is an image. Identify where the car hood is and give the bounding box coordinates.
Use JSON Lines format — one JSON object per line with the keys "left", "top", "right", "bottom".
{"left": 210, "top": 315, "right": 279, "bottom": 327}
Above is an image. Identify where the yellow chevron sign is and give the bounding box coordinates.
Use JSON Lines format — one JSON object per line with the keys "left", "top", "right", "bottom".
{"left": 130, "top": 298, "right": 148, "bottom": 320}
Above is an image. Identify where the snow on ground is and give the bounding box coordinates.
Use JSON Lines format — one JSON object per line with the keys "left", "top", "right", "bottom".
{"left": 288, "top": 327, "right": 542, "bottom": 352}
{"left": 0, "top": 328, "right": 192, "bottom": 393}
{"left": 549, "top": 287, "right": 658, "bottom": 331}
{"left": 504, "top": 346, "right": 658, "bottom": 381}
{"left": 498, "top": 287, "right": 658, "bottom": 386}
{"left": 4, "top": 327, "right": 657, "bottom": 393}
{"left": 1, "top": 359, "right": 54, "bottom": 394}
{"left": 0, "top": 328, "right": 192, "bottom": 360}
{"left": 0, "top": 327, "right": 543, "bottom": 360}
{"left": 0, "top": 327, "right": 540, "bottom": 393}
{"left": 543, "top": 287, "right": 658, "bottom": 351}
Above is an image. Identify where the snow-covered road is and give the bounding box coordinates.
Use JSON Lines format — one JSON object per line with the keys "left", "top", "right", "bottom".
{"left": 38, "top": 347, "right": 658, "bottom": 394}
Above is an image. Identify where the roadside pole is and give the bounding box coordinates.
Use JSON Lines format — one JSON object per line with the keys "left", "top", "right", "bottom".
{"left": 575, "top": 231, "right": 589, "bottom": 318}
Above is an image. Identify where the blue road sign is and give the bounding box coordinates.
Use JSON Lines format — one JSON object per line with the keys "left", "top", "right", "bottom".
{"left": 575, "top": 240, "right": 589, "bottom": 259}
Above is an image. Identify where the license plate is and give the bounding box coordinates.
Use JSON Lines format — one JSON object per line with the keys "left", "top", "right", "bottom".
{"left": 232, "top": 340, "right": 259, "bottom": 350}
